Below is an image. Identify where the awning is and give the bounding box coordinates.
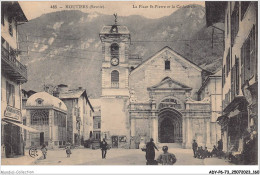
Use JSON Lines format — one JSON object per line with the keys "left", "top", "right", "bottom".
{"left": 2, "top": 119, "right": 41, "bottom": 133}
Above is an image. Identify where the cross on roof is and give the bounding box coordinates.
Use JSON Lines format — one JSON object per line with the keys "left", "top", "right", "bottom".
{"left": 113, "top": 13, "right": 117, "bottom": 24}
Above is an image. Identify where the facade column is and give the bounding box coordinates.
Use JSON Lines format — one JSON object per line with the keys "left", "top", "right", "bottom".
{"left": 130, "top": 117, "right": 136, "bottom": 137}
{"left": 186, "top": 118, "right": 192, "bottom": 148}
{"left": 153, "top": 117, "right": 158, "bottom": 143}
{"left": 49, "top": 109, "right": 53, "bottom": 148}
{"left": 206, "top": 119, "right": 211, "bottom": 147}
{"left": 182, "top": 113, "right": 186, "bottom": 148}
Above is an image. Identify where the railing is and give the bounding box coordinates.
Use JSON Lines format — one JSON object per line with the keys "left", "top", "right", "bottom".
{"left": 111, "top": 82, "right": 119, "bottom": 88}
{"left": 1, "top": 46, "right": 27, "bottom": 79}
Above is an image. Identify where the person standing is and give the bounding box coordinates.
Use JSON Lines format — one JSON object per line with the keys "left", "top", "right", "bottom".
{"left": 217, "top": 139, "right": 223, "bottom": 152}
{"left": 145, "top": 138, "right": 159, "bottom": 165}
{"left": 65, "top": 142, "right": 72, "bottom": 158}
{"left": 157, "top": 146, "right": 177, "bottom": 165}
{"left": 100, "top": 138, "right": 108, "bottom": 159}
{"left": 41, "top": 144, "right": 47, "bottom": 159}
{"left": 192, "top": 140, "right": 198, "bottom": 157}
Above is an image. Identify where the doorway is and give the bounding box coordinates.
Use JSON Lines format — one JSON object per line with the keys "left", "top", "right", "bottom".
{"left": 158, "top": 108, "right": 182, "bottom": 143}
{"left": 40, "top": 132, "right": 44, "bottom": 146}
{"left": 160, "top": 118, "right": 174, "bottom": 143}
{"left": 111, "top": 136, "right": 118, "bottom": 148}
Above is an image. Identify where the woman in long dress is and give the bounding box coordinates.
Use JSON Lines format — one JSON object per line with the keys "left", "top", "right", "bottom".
{"left": 145, "top": 138, "right": 159, "bottom": 165}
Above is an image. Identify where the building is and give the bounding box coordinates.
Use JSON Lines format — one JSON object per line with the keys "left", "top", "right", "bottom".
{"left": 22, "top": 89, "right": 37, "bottom": 109}
{"left": 21, "top": 89, "right": 37, "bottom": 143}
{"left": 1, "top": 2, "right": 29, "bottom": 158}
{"left": 98, "top": 18, "right": 221, "bottom": 149}
{"left": 198, "top": 70, "right": 222, "bottom": 146}
{"left": 89, "top": 99, "right": 101, "bottom": 141}
{"left": 25, "top": 92, "right": 68, "bottom": 149}
{"left": 206, "top": 1, "right": 258, "bottom": 164}
{"left": 54, "top": 85, "right": 94, "bottom": 146}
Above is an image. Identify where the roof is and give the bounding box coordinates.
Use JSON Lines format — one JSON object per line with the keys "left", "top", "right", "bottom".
{"left": 59, "top": 89, "right": 85, "bottom": 99}
{"left": 26, "top": 91, "right": 67, "bottom": 112}
{"left": 2, "top": 2, "right": 28, "bottom": 22}
{"left": 100, "top": 24, "right": 130, "bottom": 35}
{"left": 59, "top": 89, "right": 94, "bottom": 112}
{"left": 205, "top": 2, "right": 227, "bottom": 27}
{"left": 57, "top": 84, "right": 68, "bottom": 87}
{"left": 148, "top": 77, "right": 192, "bottom": 91}
{"left": 131, "top": 46, "right": 204, "bottom": 75}
{"left": 198, "top": 69, "right": 222, "bottom": 93}
{"left": 212, "top": 69, "right": 222, "bottom": 77}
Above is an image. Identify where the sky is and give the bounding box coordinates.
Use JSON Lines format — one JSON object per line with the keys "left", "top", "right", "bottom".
{"left": 19, "top": 1, "right": 205, "bottom": 20}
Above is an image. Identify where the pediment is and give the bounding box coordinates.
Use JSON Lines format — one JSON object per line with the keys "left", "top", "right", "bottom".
{"left": 148, "top": 77, "right": 192, "bottom": 91}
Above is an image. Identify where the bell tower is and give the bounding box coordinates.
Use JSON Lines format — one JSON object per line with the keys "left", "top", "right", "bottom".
{"left": 99, "top": 14, "right": 131, "bottom": 97}
{"left": 99, "top": 15, "right": 131, "bottom": 148}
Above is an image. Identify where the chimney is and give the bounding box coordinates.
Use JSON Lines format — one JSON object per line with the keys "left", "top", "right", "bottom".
{"left": 57, "top": 84, "right": 68, "bottom": 93}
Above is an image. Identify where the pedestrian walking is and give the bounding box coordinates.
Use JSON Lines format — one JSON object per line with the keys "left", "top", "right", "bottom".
{"left": 65, "top": 142, "right": 72, "bottom": 158}
{"left": 41, "top": 144, "right": 47, "bottom": 159}
{"left": 192, "top": 140, "right": 198, "bottom": 157}
{"left": 217, "top": 139, "right": 223, "bottom": 151}
{"left": 157, "top": 146, "right": 177, "bottom": 165}
{"left": 100, "top": 138, "right": 108, "bottom": 159}
{"left": 145, "top": 138, "right": 159, "bottom": 165}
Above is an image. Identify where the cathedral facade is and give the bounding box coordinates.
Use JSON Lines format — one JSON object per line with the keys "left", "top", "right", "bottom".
{"left": 98, "top": 20, "right": 219, "bottom": 149}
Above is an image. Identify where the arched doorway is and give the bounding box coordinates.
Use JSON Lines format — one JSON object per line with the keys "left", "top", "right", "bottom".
{"left": 158, "top": 108, "right": 182, "bottom": 143}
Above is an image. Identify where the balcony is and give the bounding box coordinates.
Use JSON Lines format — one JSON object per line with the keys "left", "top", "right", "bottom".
{"left": 223, "top": 95, "right": 248, "bottom": 114}
{"left": 1, "top": 46, "right": 27, "bottom": 83}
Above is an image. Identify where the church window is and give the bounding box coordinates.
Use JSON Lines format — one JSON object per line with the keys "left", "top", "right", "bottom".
{"left": 111, "top": 70, "right": 119, "bottom": 88}
{"left": 30, "top": 110, "right": 49, "bottom": 125}
{"left": 111, "top": 43, "right": 119, "bottom": 59}
{"left": 165, "top": 60, "right": 170, "bottom": 70}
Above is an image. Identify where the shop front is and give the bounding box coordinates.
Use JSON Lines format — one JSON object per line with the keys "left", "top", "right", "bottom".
{"left": 1, "top": 106, "right": 39, "bottom": 158}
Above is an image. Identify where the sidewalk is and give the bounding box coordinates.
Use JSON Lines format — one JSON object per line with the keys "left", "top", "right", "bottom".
{"left": 1, "top": 149, "right": 41, "bottom": 165}
{"left": 204, "top": 157, "right": 234, "bottom": 165}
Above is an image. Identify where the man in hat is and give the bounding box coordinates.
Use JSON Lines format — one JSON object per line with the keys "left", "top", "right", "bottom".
{"left": 100, "top": 138, "right": 108, "bottom": 159}
{"left": 157, "top": 146, "right": 177, "bottom": 165}
{"left": 192, "top": 140, "right": 198, "bottom": 157}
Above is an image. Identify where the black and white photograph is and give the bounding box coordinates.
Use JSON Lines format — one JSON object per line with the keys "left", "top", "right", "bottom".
{"left": 0, "top": 1, "right": 259, "bottom": 174}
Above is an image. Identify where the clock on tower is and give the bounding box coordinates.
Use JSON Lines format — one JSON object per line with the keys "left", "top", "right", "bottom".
{"left": 99, "top": 15, "right": 131, "bottom": 148}
{"left": 99, "top": 15, "right": 131, "bottom": 96}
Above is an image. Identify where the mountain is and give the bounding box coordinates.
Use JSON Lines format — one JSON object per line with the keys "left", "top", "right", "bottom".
{"left": 18, "top": 5, "right": 223, "bottom": 98}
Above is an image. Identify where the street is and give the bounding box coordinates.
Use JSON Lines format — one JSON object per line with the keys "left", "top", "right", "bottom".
{"left": 34, "top": 147, "right": 209, "bottom": 165}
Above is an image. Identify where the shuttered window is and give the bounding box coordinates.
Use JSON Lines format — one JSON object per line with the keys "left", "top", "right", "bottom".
{"left": 241, "top": 25, "right": 256, "bottom": 86}
{"left": 226, "top": 49, "right": 231, "bottom": 76}
{"left": 231, "top": 2, "right": 239, "bottom": 47}
{"left": 111, "top": 70, "right": 119, "bottom": 88}
{"left": 6, "top": 81, "right": 15, "bottom": 107}
{"left": 235, "top": 57, "right": 239, "bottom": 95}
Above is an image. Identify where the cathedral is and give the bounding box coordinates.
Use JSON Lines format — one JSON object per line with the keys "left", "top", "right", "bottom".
{"left": 98, "top": 18, "right": 221, "bottom": 149}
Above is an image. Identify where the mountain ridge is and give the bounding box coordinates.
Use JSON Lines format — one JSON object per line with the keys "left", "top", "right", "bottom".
{"left": 19, "top": 5, "right": 223, "bottom": 98}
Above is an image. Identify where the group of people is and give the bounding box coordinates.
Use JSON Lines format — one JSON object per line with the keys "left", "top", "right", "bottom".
{"left": 40, "top": 142, "right": 72, "bottom": 159}
{"left": 144, "top": 138, "right": 177, "bottom": 165}
{"left": 192, "top": 139, "right": 224, "bottom": 159}
{"left": 39, "top": 139, "right": 109, "bottom": 160}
